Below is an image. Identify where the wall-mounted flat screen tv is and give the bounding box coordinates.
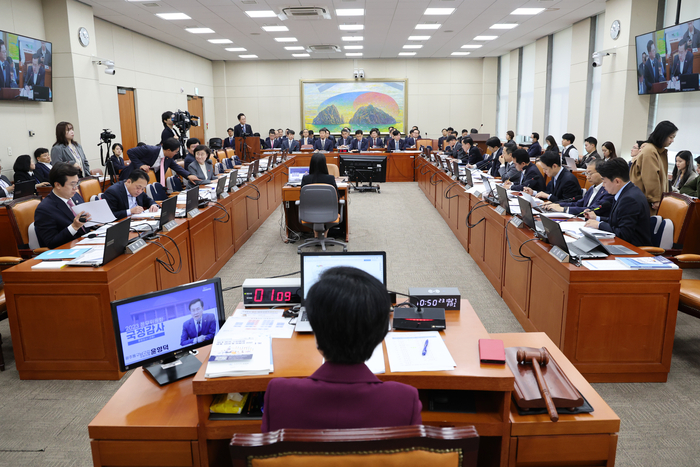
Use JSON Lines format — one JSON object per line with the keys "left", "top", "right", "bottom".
{"left": 0, "top": 30, "right": 52, "bottom": 102}
{"left": 635, "top": 18, "right": 700, "bottom": 95}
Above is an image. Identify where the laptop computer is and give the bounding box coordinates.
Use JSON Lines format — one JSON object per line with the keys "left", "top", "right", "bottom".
{"left": 215, "top": 176, "right": 227, "bottom": 198}
{"left": 158, "top": 196, "right": 177, "bottom": 229}
{"left": 482, "top": 178, "right": 499, "bottom": 205}
{"left": 295, "top": 251, "right": 387, "bottom": 332}
{"left": 288, "top": 166, "right": 309, "bottom": 185}
{"left": 540, "top": 216, "right": 607, "bottom": 260}
{"left": 67, "top": 218, "right": 131, "bottom": 267}
{"left": 517, "top": 196, "right": 545, "bottom": 235}
{"left": 495, "top": 185, "right": 514, "bottom": 215}
{"left": 579, "top": 229, "right": 637, "bottom": 256}
{"left": 13, "top": 180, "right": 35, "bottom": 200}
{"left": 176, "top": 187, "right": 199, "bottom": 218}
{"left": 228, "top": 169, "right": 239, "bottom": 191}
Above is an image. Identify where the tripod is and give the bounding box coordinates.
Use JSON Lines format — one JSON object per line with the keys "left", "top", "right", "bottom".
{"left": 98, "top": 139, "right": 117, "bottom": 191}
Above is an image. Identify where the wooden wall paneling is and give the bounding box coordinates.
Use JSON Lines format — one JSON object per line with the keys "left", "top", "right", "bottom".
{"left": 468, "top": 196, "right": 486, "bottom": 264}
{"left": 483, "top": 211, "right": 506, "bottom": 294}
{"left": 156, "top": 222, "right": 193, "bottom": 290}
{"left": 188, "top": 211, "right": 217, "bottom": 281}
{"left": 246, "top": 185, "right": 260, "bottom": 231}
{"left": 213, "top": 200, "right": 235, "bottom": 262}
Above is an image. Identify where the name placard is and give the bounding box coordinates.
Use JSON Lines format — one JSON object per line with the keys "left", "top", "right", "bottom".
{"left": 510, "top": 217, "right": 523, "bottom": 228}
{"left": 548, "top": 245, "right": 570, "bottom": 263}
{"left": 495, "top": 206, "right": 506, "bottom": 216}
{"left": 162, "top": 220, "right": 178, "bottom": 232}
{"left": 125, "top": 238, "right": 147, "bottom": 255}
{"left": 187, "top": 208, "right": 200, "bottom": 219}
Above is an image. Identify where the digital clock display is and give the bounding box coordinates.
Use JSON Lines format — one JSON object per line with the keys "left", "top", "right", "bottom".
{"left": 243, "top": 286, "right": 300, "bottom": 305}
{"left": 415, "top": 298, "right": 459, "bottom": 308}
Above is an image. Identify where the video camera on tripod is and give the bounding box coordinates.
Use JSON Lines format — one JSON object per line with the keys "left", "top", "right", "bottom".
{"left": 98, "top": 128, "right": 117, "bottom": 189}
{"left": 172, "top": 109, "right": 199, "bottom": 135}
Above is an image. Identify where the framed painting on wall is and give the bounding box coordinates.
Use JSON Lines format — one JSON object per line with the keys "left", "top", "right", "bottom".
{"left": 300, "top": 79, "right": 408, "bottom": 134}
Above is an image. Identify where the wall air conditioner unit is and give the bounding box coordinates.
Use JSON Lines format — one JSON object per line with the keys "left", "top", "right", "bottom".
{"left": 306, "top": 45, "right": 341, "bottom": 53}
{"left": 279, "top": 7, "right": 332, "bottom": 21}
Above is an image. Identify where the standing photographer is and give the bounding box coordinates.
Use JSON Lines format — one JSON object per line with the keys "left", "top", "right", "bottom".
{"left": 160, "top": 111, "right": 179, "bottom": 145}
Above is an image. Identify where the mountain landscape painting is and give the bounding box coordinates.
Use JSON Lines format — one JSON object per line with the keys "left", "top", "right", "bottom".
{"left": 301, "top": 80, "right": 406, "bottom": 134}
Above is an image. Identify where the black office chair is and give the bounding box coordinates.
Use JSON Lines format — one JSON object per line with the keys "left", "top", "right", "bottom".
{"left": 295, "top": 184, "right": 347, "bottom": 254}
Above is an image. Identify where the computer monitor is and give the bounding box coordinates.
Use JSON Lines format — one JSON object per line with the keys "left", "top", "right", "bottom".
{"left": 517, "top": 196, "right": 538, "bottom": 232}
{"left": 228, "top": 169, "right": 239, "bottom": 191}
{"left": 159, "top": 196, "right": 177, "bottom": 229}
{"left": 339, "top": 155, "right": 387, "bottom": 184}
{"left": 215, "top": 176, "right": 227, "bottom": 198}
{"left": 288, "top": 166, "right": 309, "bottom": 184}
{"left": 300, "top": 251, "right": 387, "bottom": 301}
{"left": 111, "top": 278, "right": 225, "bottom": 385}
{"left": 13, "top": 180, "right": 35, "bottom": 200}
{"left": 185, "top": 187, "right": 198, "bottom": 213}
{"left": 540, "top": 215, "right": 569, "bottom": 251}
{"left": 495, "top": 185, "right": 512, "bottom": 215}
{"left": 465, "top": 168, "right": 473, "bottom": 187}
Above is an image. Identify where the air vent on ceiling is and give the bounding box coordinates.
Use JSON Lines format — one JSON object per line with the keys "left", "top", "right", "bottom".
{"left": 280, "top": 7, "right": 332, "bottom": 21}
{"left": 307, "top": 45, "right": 341, "bottom": 53}
{"left": 141, "top": 3, "right": 160, "bottom": 7}
{"left": 241, "top": 0, "right": 257, "bottom": 4}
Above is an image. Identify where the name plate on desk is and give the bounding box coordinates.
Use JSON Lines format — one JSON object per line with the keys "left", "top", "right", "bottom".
{"left": 125, "top": 238, "right": 147, "bottom": 255}
{"left": 219, "top": 192, "right": 229, "bottom": 199}
{"left": 548, "top": 245, "right": 570, "bottom": 263}
{"left": 495, "top": 206, "right": 506, "bottom": 216}
{"left": 187, "top": 208, "right": 200, "bottom": 219}
{"left": 510, "top": 217, "right": 523, "bottom": 228}
{"left": 162, "top": 220, "right": 178, "bottom": 232}
{"left": 473, "top": 190, "right": 482, "bottom": 198}
{"left": 231, "top": 186, "right": 239, "bottom": 192}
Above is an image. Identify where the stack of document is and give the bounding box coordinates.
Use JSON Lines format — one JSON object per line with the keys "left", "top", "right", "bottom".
{"left": 616, "top": 256, "right": 678, "bottom": 269}
{"left": 227, "top": 309, "right": 295, "bottom": 339}
{"left": 205, "top": 330, "right": 273, "bottom": 378}
{"left": 384, "top": 331, "right": 456, "bottom": 373}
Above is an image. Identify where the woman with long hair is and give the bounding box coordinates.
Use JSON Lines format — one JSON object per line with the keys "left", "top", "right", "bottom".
{"left": 601, "top": 141, "right": 617, "bottom": 160}
{"left": 109, "top": 143, "right": 126, "bottom": 178}
{"left": 50, "top": 121, "right": 90, "bottom": 177}
{"left": 13, "top": 154, "right": 50, "bottom": 188}
{"left": 301, "top": 152, "right": 337, "bottom": 190}
{"left": 630, "top": 120, "right": 678, "bottom": 215}
{"left": 545, "top": 135, "right": 559, "bottom": 155}
{"left": 670, "top": 150, "right": 698, "bottom": 195}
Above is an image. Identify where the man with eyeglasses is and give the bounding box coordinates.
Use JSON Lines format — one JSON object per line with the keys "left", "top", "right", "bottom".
{"left": 542, "top": 158, "right": 614, "bottom": 216}
{"left": 103, "top": 169, "right": 159, "bottom": 220}
{"left": 34, "top": 162, "right": 92, "bottom": 249}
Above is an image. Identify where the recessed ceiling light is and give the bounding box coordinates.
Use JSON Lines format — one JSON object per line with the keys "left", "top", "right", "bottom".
{"left": 284, "top": 46, "right": 305, "bottom": 50}
{"left": 262, "top": 25, "right": 289, "bottom": 32}
{"left": 339, "top": 24, "right": 364, "bottom": 31}
{"left": 415, "top": 24, "right": 441, "bottom": 30}
{"left": 342, "top": 36, "right": 363, "bottom": 41}
{"left": 346, "top": 52, "right": 363, "bottom": 56}
{"left": 461, "top": 45, "right": 482, "bottom": 49}
{"left": 208, "top": 39, "right": 232, "bottom": 44}
{"left": 156, "top": 13, "right": 191, "bottom": 20}
{"left": 344, "top": 45, "right": 363, "bottom": 49}
{"left": 292, "top": 53, "right": 310, "bottom": 57}
{"left": 511, "top": 8, "right": 546, "bottom": 15}
{"left": 399, "top": 52, "right": 416, "bottom": 56}
{"left": 336, "top": 9, "right": 364, "bottom": 16}
{"left": 474, "top": 35, "right": 498, "bottom": 40}
{"left": 408, "top": 35, "right": 431, "bottom": 41}
{"left": 403, "top": 45, "right": 422, "bottom": 49}
{"left": 245, "top": 10, "right": 277, "bottom": 18}
{"left": 185, "top": 28, "right": 215, "bottom": 34}
{"left": 274, "top": 37, "right": 298, "bottom": 42}
{"left": 424, "top": 8, "right": 455, "bottom": 15}
{"left": 451, "top": 52, "right": 471, "bottom": 56}
{"left": 490, "top": 23, "right": 518, "bottom": 29}
{"left": 225, "top": 47, "right": 247, "bottom": 52}
{"left": 239, "top": 54, "right": 258, "bottom": 58}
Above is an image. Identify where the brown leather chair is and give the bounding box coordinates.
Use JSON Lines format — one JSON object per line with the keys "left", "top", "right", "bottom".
{"left": 225, "top": 148, "right": 235, "bottom": 160}
{"left": 671, "top": 254, "right": 700, "bottom": 319}
{"left": 90, "top": 168, "right": 104, "bottom": 176}
{"left": 640, "top": 192, "right": 694, "bottom": 257}
{"left": 6, "top": 196, "right": 46, "bottom": 258}
{"left": 327, "top": 163, "right": 340, "bottom": 178}
{"left": 78, "top": 176, "right": 102, "bottom": 201}
{"left": 230, "top": 425, "right": 479, "bottom": 467}
{"left": 0, "top": 256, "right": 23, "bottom": 371}
{"left": 217, "top": 150, "right": 227, "bottom": 160}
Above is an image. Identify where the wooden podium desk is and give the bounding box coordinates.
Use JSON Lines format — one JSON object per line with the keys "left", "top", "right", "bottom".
{"left": 414, "top": 156, "right": 682, "bottom": 383}
{"left": 281, "top": 183, "right": 349, "bottom": 242}
{"left": 289, "top": 151, "right": 417, "bottom": 182}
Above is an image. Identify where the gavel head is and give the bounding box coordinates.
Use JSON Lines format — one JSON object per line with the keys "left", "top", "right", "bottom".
{"left": 516, "top": 348, "right": 549, "bottom": 366}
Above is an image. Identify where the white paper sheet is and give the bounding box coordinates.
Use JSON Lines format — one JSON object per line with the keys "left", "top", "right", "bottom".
{"left": 233, "top": 309, "right": 285, "bottom": 319}
{"left": 540, "top": 212, "right": 575, "bottom": 219}
{"left": 385, "top": 331, "right": 456, "bottom": 373}
{"left": 76, "top": 237, "right": 106, "bottom": 245}
{"left": 365, "top": 343, "right": 386, "bottom": 374}
{"left": 132, "top": 210, "right": 160, "bottom": 219}
{"left": 582, "top": 260, "right": 631, "bottom": 271}
{"left": 76, "top": 199, "right": 117, "bottom": 226}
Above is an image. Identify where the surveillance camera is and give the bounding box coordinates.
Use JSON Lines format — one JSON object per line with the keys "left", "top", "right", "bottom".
{"left": 105, "top": 68, "right": 115, "bottom": 75}
{"left": 359, "top": 69, "right": 365, "bottom": 78}
{"left": 591, "top": 53, "right": 602, "bottom": 67}
{"left": 353, "top": 71, "right": 359, "bottom": 79}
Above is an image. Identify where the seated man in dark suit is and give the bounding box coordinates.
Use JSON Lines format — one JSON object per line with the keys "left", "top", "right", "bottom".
{"left": 222, "top": 127, "right": 235, "bottom": 149}
{"left": 103, "top": 169, "right": 158, "bottom": 220}
{"left": 315, "top": 128, "right": 336, "bottom": 152}
{"left": 299, "top": 129, "right": 314, "bottom": 147}
{"left": 524, "top": 151, "right": 582, "bottom": 203}
{"left": 577, "top": 136, "right": 601, "bottom": 168}
{"left": 180, "top": 298, "right": 217, "bottom": 346}
{"left": 336, "top": 127, "right": 353, "bottom": 148}
{"left": 34, "top": 162, "right": 92, "bottom": 249}
{"left": 123, "top": 138, "right": 199, "bottom": 185}
{"left": 478, "top": 136, "right": 502, "bottom": 173}
{"left": 405, "top": 128, "right": 420, "bottom": 149}
{"left": 263, "top": 129, "right": 280, "bottom": 149}
{"left": 438, "top": 128, "right": 448, "bottom": 150}
{"left": 262, "top": 267, "right": 421, "bottom": 432}
{"left": 349, "top": 130, "right": 369, "bottom": 152}
{"left": 443, "top": 135, "right": 457, "bottom": 156}
{"left": 384, "top": 126, "right": 395, "bottom": 146}
{"left": 281, "top": 129, "right": 300, "bottom": 152}
{"left": 584, "top": 158, "right": 652, "bottom": 247}
{"left": 544, "top": 158, "right": 614, "bottom": 216}
{"left": 503, "top": 149, "right": 545, "bottom": 192}
{"left": 367, "top": 128, "right": 384, "bottom": 148}
{"left": 25, "top": 54, "right": 45, "bottom": 88}
{"left": 499, "top": 142, "right": 520, "bottom": 182}
{"left": 528, "top": 132, "right": 542, "bottom": 158}
{"left": 461, "top": 137, "right": 482, "bottom": 166}
{"left": 386, "top": 130, "right": 405, "bottom": 152}
{"left": 183, "top": 137, "right": 200, "bottom": 169}
{"left": 672, "top": 41, "right": 694, "bottom": 78}
{"left": 33, "top": 147, "right": 52, "bottom": 183}
{"left": 233, "top": 113, "right": 252, "bottom": 137}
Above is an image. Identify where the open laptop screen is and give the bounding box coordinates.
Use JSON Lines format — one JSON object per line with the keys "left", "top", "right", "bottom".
{"left": 540, "top": 215, "right": 570, "bottom": 253}
{"left": 288, "top": 166, "right": 309, "bottom": 183}
{"left": 300, "top": 251, "right": 387, "bottom": 300}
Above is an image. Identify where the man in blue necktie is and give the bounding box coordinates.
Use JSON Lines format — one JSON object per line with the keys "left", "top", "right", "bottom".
{"left": 180, "top": 298, "right": 217, "bottom": 346}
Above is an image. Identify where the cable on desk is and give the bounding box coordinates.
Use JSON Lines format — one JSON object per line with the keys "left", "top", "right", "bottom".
{"left": 246, "top": 183, "right": 261, "bottom": 201}
{"left": 221, "top": 270, "right": 300, "bottom": 292}
{"left": 207, "top": 199, "right": 230, "bottom": 223}
{"left": 429, "top": 172, "right": 444, "bottom": 186}
{"left": 444, "top": 181, "right": 462, "bottom": 199}
{"left": 145, "top": 232, "right": 182, "bottom": 274}
{"left": 279, "top": 203, "right": 302, "bottom": 244}
{"left": 466, "top": 201, "right": 489, "bottom": 228}
{"left": 505, "top": 222, "right": 533, "bottom": 262}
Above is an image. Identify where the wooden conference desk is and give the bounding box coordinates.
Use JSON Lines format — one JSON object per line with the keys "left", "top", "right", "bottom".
{"left": 88, "top": 300, "right": 619, "bottom": 467}
{"left": 415, "top": 156, "right": 681, "bottom": 383}
{"left": 2, "top": 159, "right": 293, "bottom": 380}
{"left": 281, "top": 183, "right": 350, "bottom": 242}
{"left": 289, "top": 151, "right": 418, "bottom": 183}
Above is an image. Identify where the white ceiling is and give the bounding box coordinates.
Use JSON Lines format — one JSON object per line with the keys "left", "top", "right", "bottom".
{"left": 81, "top": 0, "right": 607, "bottom": 61}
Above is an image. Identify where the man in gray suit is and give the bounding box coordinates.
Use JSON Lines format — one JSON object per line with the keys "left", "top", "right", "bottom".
{"left": 682, "top": 21, "right": 700, "bottom": 50}
{"left": 499, "top": 143, "right": 520, "bottom": 182}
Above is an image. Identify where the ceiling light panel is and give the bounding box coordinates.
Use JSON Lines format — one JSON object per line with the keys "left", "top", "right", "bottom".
{"left": 451, "top": 52, "right": 471, "bottom": 56}
{"left": 424, "top": 8, "right": 455, "bottom": 15}
{"left": 245, "top": 10, "right": 277, "bottom": 18}
{"left": 342, "top": 36, "right": 363, "bottom": 41}
{"left": 403, "top": 45, "right": 422, "bottom": 49}
{"left": 208, "top": 39, "right": 232, "bottom": 44}
{"left": 284, "top": 46, "right": 305, "bottom": 50}
{"left": 346, "top": 52, "right": 363, "bottom": 56}
{"left": 274, "top": 37, "right": 298, "bottom": 42}
{"left": 344, "top": 45, "right": 363, "bottom": 49}
{"left": 336, "top": 9, "right": 364, "bottom": 16}
{"left": 339, "top": 25, "right": 364, "bottom": 31}
{"left": 474, "top": 35, "right": 498, "bottom": 40}
{"left": 399, "top": 52, "right": 416, "bottom": 56}
{"left": 490, "top": 23, "right": 518, "bottom": 29}
{"left": 156, "top": 13, "right": 191, "bottom": 20}
{"left": 262, "top": 26, "right": 289, "bottom": 32}
{"left": 186, "top": 28, "right": 214, "bottom": 34}
{"left": 408, "top": 36, "right": 431, "bottom": 40}
{"left": 239, "top": 54, "right": 258, "bottom": 58}
{"left": 226, "top": 47, "right": 247, "bottom": 52}
{"left": 292, "top": 53, "right": 310, "bottom": 57}
{"left": 461, "top": 45, "right": 482, "bottom": 49}
{"left": 415, "top": 24, "right": 441, "bottom": 30}
{"left": 511, "top": 8, "right": 546, "bottom": 15}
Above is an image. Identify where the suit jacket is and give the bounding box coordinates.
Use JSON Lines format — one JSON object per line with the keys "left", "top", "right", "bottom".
{"left": 187, "top": 160, "right": 215, "bottom": 188}
{"left": 542, "top": 167, "right": 582, "bottom": 202}
{"left": 368, "top": 137, "right": 384, "bottom": 148}
{"left": 598, "top": 182, "right": 652, "bottom": 247}
{"left": 34, "top": 191, "right": 86, "bottom": 249}
{"left": 499, "top": 161, "right": 520, "bottom": 183}
{"left": 108, "top": 155, "right": 126, "bottom": 176}
{"left": 160, "top": 127, "right": 178, "bottom": 145}
{"left": 315, "top": 139, "right": 336, "bottom": 151}
{"left": 0, "top": 175, "right": 12, "bottom": 197}
{"left": 682, "top": 29, "right": 700, "bottom": 49}
{"left": 336, "top": 136, "right": 353, "bottom": 147}
{"left": 528, "top": 141, "right": 542, "bottom": 158}
{"left": 180, "top": 313, "right": 217, "bottom": 346}
{"left": 405, "top": 137, "right": 418, "bottom": 148}
{"left": 301, "top": 173, "right": 337, "bottom": 190}
{"left": 123, "top": 144, "right": 190, "bottom": 183}
{"left": 261, "top": 362, "right": 422, "bottom": 433}
{"left": 386, "top": 139, "right": 405, "bottom": 151}
{"left": 0, "top": 59, "right": 17, "bottom": 88}
{"left": 51, "top": 142, "right": 90, "bottom": 177}
{"left": 233, "top": 123, "right": 253, "bottom": 137}
{"left": 672, "top": 52, "right": 694, "bottom": 77}
{"left": 349, "top": 138, "right": 368, "bottom": 152}
{"left": 34, "top": 162, "right": 51, "bottom": 183}
{"left": 222, "top": 136, "right": 235, "bottom": 148}
{"left": 13, "top": 171, "right": 41, "bottom": 184}
{"left": 184, "top": 153, "right": 196, "bottom": 170}
{"left": 560, "top": 184, "right": 615, "bottom": 216}
{"left": 462, "top": 146, "right": 482, "bottom": 165}
{"left": 25, "top": 65, "right": 45, "bottom": 88}
{"left": 38, "top": 48, "right": 51, "bottom": 67}
{"left": 263, "top": 137, "right": 282, "bottom": 150}
{"left": 103, "top": 180, "right": 155, "bottom": 219}
{"left": 478, "top": 147, "right": 502, "bottom": 172}
{"left": 577, "top": 150, "right": 601, "bottom": 168}
{"left": 438, "top": 136, "right": 446, "bottom": 150}
{"left": 644, "top": 56, "right": 663, "bottom": 92}
{"left": 512, "top": 163, "right": 545, "bottom": 192}
{"left": 281, "top": 138, "right": 300, "bottom": 152}
{"left": 299, "top": 137, "right": 315, "bottom": 147}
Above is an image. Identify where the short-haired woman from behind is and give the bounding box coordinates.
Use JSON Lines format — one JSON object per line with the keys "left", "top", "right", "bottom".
{"left": 261, "top": 267, "right": 422, "bottom": 432}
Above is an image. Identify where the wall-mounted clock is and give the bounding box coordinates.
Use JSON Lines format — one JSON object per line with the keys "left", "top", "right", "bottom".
{"left": 610, "top": 20, "right": 621, "bottom": 40}
{"left": 78, "top": 27, "right": 90, "bottom": 47}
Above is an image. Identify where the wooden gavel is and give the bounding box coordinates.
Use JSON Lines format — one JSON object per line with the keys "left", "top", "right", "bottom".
{"left": 517, "top": 348, "right": 558, "bottom": 422}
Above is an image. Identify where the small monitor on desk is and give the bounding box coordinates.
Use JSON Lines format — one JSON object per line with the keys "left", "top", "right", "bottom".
{"left": 186, "top": 187, "right": 198, "bottom": 213}
{"left": 110, "top": 278, "right": 226, "bottom": 385}
{"left": 300, "top": 251, "right": 387, "bottom": 300}
{"left": 288, "top": 166, "right": 309, "bottom": 185}
{"left": 159, "top": 196, "right": 177, "bottom": 229}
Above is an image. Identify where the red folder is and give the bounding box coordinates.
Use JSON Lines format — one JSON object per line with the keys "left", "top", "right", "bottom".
{"left": 478, "top": 339, "right": 505, "bottom": 364}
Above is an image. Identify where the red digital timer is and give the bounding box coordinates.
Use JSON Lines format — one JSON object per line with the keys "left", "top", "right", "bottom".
{"left": 242, "top": 279, "right": 301, "bottom": 306}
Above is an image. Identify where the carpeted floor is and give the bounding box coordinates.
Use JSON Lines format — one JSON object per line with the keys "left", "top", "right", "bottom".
{"left": 1, "top": 182, "right": 699, "bottom": 466}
